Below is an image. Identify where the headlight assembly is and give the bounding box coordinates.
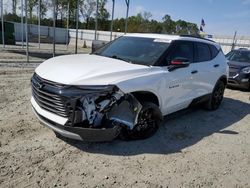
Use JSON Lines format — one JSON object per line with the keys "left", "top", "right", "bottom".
{"left": 65, "top": 85, "right": 119, "bottom": 97}
{"left": 241, "top": 67, "right": 250, "bottom": 74}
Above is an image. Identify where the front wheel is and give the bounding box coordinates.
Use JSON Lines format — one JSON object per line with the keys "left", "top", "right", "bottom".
{"left": 205, "top": 80, "right": 225, "bottom": 110}
{"left": 119, "top": 102, "right": 163, "bottom": 140}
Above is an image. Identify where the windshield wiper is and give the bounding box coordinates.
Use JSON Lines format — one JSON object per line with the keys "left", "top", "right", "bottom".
{"left": 109, "top": 55, "right": 133, "bottom": 64}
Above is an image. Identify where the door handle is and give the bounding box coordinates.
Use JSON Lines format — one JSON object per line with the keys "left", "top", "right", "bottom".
{"left": 191, "top": 70, "right": 198, "bottom": 74}
{"left": 214, "top": 64, "right": 219, "bottom": 68}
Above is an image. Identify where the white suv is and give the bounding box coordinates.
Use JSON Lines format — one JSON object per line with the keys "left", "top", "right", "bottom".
{"left": 31, "top": 34, "right": 228, "bottom": 141}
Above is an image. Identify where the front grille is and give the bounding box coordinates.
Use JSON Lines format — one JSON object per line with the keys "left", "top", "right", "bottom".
{"left": 229, "top": 72, "right": 237, "bottom": 77}
{"left": 31, "top": 73, "right": 69, "bottom": 118}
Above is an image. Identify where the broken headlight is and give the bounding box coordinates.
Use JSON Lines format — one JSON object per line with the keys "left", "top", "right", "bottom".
{"left": 72, "top": 85, "right": 123, "bottom": 127}
{"left": 65, "top": 85, "right": 119, "bottom": 97}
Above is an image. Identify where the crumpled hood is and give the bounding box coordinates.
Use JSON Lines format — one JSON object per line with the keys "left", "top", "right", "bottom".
{"left": 35, "top": 54, "right": 161, "bottom": 85}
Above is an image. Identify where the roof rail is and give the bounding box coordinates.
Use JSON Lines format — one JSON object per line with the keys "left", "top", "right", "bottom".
{"left": 179, "top": 34, "right": 215, "bottom": 43}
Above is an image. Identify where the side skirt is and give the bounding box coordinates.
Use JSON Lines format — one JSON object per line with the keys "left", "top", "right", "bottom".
{"left": 188, "top": 93, "right": 212, "bottom": 108}
{"left": 164, "top": 93, "right": 212, "bottom": 120}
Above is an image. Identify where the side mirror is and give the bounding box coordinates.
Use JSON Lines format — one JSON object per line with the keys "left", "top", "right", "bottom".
{"left": 169, "top": 58, "right": 190, "bottom": 71}
{"left": 92, "top": 40, "right": 108, "bottom": 53}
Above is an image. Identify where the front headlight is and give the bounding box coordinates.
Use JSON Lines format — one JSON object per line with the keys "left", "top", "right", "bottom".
{"left": 241, "top": 67, "right": 250, "bottom": 74}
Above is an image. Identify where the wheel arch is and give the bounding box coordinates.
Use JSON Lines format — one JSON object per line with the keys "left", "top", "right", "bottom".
{"left": 131, "top": 91, "right": 160, "bottom": 107}
{"left": 218, "top": 75, "right": 228, "bottom": 86}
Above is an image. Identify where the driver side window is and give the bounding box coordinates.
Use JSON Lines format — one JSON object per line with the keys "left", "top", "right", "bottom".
{"left": 166, "top": 41, "right": 194, "bottom": 65}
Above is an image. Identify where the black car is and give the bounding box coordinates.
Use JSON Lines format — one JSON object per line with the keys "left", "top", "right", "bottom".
{"left": 226, "top": 49, "right": 250, "bottom": 90}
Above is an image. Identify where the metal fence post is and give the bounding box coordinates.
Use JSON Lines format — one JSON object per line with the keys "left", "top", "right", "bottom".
{"left": 38, "top": 0, "right": 41, "bottom": 49}
{"left": 66, "top": 1, "right": 69, "bottom": 50}
{"left": 110, "top": 0, "right": 115, "bottom": 41}
{"left": 25, "top": 0, "right": 29, "bottom": 62}
{"left": 95, "top": 0, "right": 99, "bottom": 40}
{"left": 21, "top": 0, "right": 24, "bottom": 48}
{"left": 53, "top": 0, "right": 56, "bottom": 57}
{"left": 125, "top": 0, "right": 130, "bottom": 34}
{"left": 1, "top": 0, "right": 5, "bottom": 48}
{"left": 75, "top": 0, "right": 79, "bottom": 54}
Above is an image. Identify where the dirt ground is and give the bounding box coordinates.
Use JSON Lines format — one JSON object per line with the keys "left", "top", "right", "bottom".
{"left": 0, "top": 66, "right": 250, "bottom": 188}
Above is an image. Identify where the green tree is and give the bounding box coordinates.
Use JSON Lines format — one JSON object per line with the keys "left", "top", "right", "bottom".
{"left": 26, "top": 0, "right": 48, "bottom": 23}
{"left": 12, "top": 0, "right": 18, "bottom": 15}
{"left": 162, "top": 14, "right": 175, "bottom": 34}
{"left": 27, "top": 0, "right": 38, "bottom": 21}
{"left": 80, "top": 0, "right": 96, "bottom": 29}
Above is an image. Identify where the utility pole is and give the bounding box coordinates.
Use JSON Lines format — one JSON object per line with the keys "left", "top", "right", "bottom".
{"left": 110, "top": 0, "right": 115, "bottom": 41}
{"left": 232, "top": 31, "right": 237, "bottom": 51}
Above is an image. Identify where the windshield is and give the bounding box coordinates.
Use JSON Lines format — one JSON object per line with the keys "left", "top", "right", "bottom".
{"left": 94, "top": 36, "right": 170, "bottom": 66}
{"left": 226, "top": 50, "right": 250, "bottom": 63}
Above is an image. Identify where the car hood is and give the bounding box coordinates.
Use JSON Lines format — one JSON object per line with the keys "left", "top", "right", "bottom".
{"left": 35, "top": 54, "right": 163, "bottom": 85}
{"left": 228, "top": 60, "right": 250, "bottom": 69}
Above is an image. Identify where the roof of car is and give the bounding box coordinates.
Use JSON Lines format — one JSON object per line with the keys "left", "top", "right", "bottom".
{"left": 125, "top": 33, "right": 220, "bottom": 48}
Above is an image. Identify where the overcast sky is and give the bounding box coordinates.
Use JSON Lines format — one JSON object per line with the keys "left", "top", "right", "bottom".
{"left": 106, "top": 0, "right": 250, "bottom": 36}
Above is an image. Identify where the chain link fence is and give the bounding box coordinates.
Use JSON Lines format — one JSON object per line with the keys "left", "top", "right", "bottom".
{"left": 1, "top": 21, "right": 250, "bottom": 63}
{"left": 213, "top": 35, "right": 250, "bottom": 54}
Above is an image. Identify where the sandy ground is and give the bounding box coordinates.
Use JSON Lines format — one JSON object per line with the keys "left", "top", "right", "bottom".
{"left": 0, "top": 66, "right": 250, "bottom": 188}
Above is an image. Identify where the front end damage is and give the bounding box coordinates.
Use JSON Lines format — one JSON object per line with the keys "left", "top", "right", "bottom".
{"left": 31, "top": 73, "right": 142, "bottom": 142}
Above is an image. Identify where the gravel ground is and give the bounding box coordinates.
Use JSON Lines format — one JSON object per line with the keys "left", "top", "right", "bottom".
{"left": 0, "top": 66, "right": 250, "bottom": 188}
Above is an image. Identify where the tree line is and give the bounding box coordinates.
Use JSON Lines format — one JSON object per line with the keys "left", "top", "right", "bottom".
{"left": 5, "top": 0, "right": 199, "bottom": 35}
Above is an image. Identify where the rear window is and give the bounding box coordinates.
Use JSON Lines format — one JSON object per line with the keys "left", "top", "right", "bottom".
{"left": 195, "top": 43, "right": 211, "bottom": 62}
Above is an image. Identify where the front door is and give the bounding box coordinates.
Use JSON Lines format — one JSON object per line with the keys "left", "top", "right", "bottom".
{"left": 160, "top": 41, "right": 196, "bottom": 114}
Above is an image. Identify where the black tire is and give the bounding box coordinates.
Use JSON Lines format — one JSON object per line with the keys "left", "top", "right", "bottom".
{"left": 205, "top": 80, "right": 225, "bottom": 110}
{"left": 119, "top": 102, "right": 163, "bottom": 140}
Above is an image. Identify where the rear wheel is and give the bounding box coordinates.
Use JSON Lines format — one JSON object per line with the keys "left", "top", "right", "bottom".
{"left": 119, "top": 102, "right": 162, "bottom": 140}
{"left": 205, "top": 80, "right": 225, "bottom": 110}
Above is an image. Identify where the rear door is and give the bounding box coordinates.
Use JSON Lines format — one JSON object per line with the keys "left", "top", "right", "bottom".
{"left": 191, "top": 42, "right": 221, "bottom": 97}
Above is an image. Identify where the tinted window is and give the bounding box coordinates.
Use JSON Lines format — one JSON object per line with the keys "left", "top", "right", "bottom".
{"left": 166, "top": 41, "right": 194, "bottom": 64}
{"left": 227, "top": 50, "right": 250, "bottom": 63}
{"left": 209, "top": 45, "right": 219, "bottom": 59}
{"left": 225, "top": 51, "right": 234, "bottom": 59}
{"left": 195, "top": 43, "right": 211, "bottom": 62}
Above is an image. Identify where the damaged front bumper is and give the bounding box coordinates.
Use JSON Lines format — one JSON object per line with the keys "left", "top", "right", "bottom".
{"left": 31, "top": 73, "right": 142, "bottom": 142}
{"left": 32, "top": 107, "right": 121, "bottom": 142}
